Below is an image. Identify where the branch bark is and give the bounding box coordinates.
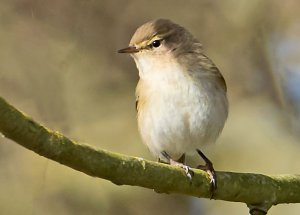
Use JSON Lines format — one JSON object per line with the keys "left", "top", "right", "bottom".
{"left": 0, "top": 96, "right": 299, "bottom": 214}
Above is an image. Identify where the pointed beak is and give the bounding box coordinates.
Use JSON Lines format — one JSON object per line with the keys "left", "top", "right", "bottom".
{"left": 118, "top": 46, "right": 139, "bottom": 54}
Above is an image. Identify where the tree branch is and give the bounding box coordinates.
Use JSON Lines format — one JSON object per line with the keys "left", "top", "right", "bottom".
{"left": 0, "top": 96, "right": 300, "bottom": 214}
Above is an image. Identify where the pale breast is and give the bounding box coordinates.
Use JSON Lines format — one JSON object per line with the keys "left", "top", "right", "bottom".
{"left": 135, "top": 59, "right": 228, "bottom": 160}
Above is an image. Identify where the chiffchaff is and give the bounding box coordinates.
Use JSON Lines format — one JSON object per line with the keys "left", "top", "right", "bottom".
{"left": 118, "top": 19, "right": 228, "bottom": 192}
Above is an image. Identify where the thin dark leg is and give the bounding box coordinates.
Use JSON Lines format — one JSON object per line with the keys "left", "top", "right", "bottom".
{"left": 161, "top": 151, "right": 193, "bottom": 180}
{"left": 196, "top": 149, "right": 217, "bottom": 197}
{"left": 176, "top": 153, "right": 185, "bottom": 164}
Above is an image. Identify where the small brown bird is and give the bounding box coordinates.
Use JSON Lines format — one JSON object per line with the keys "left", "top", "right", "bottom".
{"left": 118, "top": 19, "right": 228, "bottom": 192}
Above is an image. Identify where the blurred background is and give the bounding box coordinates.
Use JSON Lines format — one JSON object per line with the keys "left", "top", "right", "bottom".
{"left": 1, "top": 0, "right": 300, "bottom": 214}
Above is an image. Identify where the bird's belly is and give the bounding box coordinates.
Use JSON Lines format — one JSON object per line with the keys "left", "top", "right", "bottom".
{"left": 137, "top": 82, "right": 226, "bottom": 160}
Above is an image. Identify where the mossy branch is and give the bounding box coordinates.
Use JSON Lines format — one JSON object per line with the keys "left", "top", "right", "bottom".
{"left": 0, "top": 97, "right": 300, "bottom": 214}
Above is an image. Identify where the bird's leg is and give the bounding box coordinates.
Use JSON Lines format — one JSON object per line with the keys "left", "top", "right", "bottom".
{"left": 196, "top": 149, "right": 217, "bottom": 197}
{"left": 161, "top": 151, "right": 194, "bottom": 181}
{"left": 176, "top": 153, "right": 186, "bottom": 164}
{"left": 159, "top": 153, "right": 185, "bottom": 163}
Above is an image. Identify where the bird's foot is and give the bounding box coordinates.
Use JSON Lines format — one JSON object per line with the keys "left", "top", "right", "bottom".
{"left": 196, "top": 149, "right": 217, "bottom": 198}
{"left": 169, "top": 159, "right": 194, "bottom": 181}
{"left": 161, "top": 151, "right": 194, "bottom": 181}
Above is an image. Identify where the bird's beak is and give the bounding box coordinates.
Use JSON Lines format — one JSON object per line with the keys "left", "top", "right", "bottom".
{"left": 118, "top": 46, "right": 139, "bottom": 54}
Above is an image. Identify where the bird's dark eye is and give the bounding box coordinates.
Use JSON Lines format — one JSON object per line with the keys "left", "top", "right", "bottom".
{"left": 151, "top": 40, "right": 161, "bottom": 48}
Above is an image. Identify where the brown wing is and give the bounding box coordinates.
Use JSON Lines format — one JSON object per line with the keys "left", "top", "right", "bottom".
{"left": 197, "top": 53, "right": 227, "bottom": 92}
